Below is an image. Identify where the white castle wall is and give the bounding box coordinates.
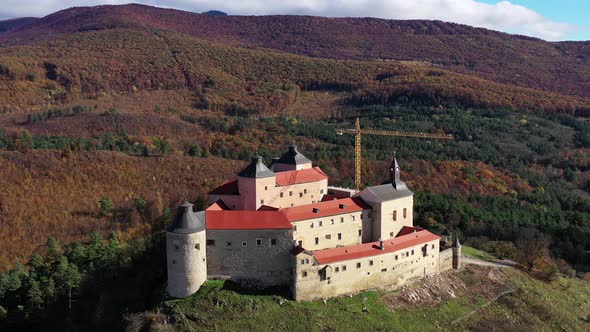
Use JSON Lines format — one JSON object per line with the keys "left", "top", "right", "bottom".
{"left": 166, "top": 231, "right": 207, "bottom": 298}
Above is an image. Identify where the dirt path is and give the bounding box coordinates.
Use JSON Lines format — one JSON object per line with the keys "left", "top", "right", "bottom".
{"left": 462, "top": 255, "right": 517, "bottom": 268}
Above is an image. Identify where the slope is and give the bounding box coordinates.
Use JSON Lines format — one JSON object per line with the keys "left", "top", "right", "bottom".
{"left": 1, "top": 27, "right": 589, "bottom": 117}
{"left": 1, "top": 4, "right": 590, "bottom": 99}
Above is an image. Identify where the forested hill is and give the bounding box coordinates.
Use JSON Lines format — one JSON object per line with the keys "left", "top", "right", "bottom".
{"left": 0, "top": 17, "right": 37, "bottom": 33}
{"left": 1, "top": 4, "right": 590, "bottom": 99}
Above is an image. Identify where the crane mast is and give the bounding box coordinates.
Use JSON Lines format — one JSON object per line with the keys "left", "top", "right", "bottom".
{"left": 337, "top": 117, "right": 454, "bottom": 192}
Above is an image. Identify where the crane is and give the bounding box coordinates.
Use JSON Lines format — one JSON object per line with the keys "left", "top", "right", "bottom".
{"left": 337, "top": 117, "right": 454, "bottom": 192}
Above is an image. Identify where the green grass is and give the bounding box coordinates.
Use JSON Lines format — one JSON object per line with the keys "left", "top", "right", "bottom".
{"left": 159, "top": 266, "right": 590, "bottom": 332}
{"left": 461, "top": 246, "right": 497, "bottom": 262}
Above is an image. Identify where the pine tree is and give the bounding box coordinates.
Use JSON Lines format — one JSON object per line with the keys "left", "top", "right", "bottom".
{"left": 99, "top": 197, "right": 113, "bottom": 217}
{"left": 27, "top": 280, "right": 44, "bottom": 309}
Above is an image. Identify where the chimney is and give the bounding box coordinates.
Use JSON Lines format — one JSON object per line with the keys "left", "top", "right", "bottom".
{"left": 379, "top": 239, "right": 384, "bottom": 250}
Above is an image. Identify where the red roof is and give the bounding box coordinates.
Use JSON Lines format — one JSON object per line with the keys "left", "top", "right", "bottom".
{"left": 207, "top": 200, "right": 230, "bottom": 211}
{"left": 206, "top": 210, "right": 292, "bottom": 230}
{"left": 208, "top": 179, "right": 239, "bottom": 196}
{"left": 275, "top": 167, "right": 328, "bottom": 186}
{"left": 280, "top": 197, "right": 370, "bottom": 222}
{"left": 396, "top": 226, "right": 424, "bottom": 237}
{"left": 313, "top": 230, "right": 441, "bottom": 264}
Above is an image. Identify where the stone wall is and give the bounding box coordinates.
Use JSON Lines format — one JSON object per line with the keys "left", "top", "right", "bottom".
{"left": 166, "top": 231, "right": 207, "bottom": 298}
{"left": 209, "top": 178, "right": 328, "bottom": 211}
{"left": 206, "top": 229, "right": 293, "bottom": 287}
{"left": 292, "top": 210, "right": 372, "bottom": 250}
{"left": 293, "top": 237, "right": 440, "bottom": 301}
{"left": 373, "top": 196, "right": 414, "bottom": 241}
{"left": 439, "top": 248, "right": 453, "bottom": 272}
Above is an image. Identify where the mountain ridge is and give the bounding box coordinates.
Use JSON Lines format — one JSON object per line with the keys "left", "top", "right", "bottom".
{"left": 1, "top": 4, "right": 589, "bottom": 99}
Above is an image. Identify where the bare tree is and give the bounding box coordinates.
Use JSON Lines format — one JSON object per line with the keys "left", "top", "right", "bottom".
{"left": 516, "top": 227, "right": 550, "bottom": 271}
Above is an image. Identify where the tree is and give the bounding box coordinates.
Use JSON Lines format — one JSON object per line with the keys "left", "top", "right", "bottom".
{"left": 27, "top": 280, "right": 44, "bottom": 309}
{"left": 516, "top": 227, "right": 550, "bottom": 271}
{"left": 99, "top": 197, "right": 113, "bottom": 217}
{"left": 134, "top": 196, "right": 147, "bottom": 213}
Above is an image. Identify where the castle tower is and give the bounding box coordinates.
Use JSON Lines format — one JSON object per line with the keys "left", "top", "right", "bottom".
{"left": 166, "top": 201, "right": 207, "bottom": 298}
{"left": 452, "top": 237, "right": 462, "bottom": 270}
{"left": 237, "top": 155, "right": 276, "bottom": 210}
{"left": 272, "top": 144, "right": 313, "bottom": 172}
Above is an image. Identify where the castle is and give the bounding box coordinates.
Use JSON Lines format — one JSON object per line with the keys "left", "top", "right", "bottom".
{"left": 166, "top": 145, "right": 461, "bottom": 301}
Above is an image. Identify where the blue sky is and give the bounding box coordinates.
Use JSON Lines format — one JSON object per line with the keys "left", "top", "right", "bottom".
{"left": 480, "top": 0, "right": 589, "bottom": 40}
{"left": 0, "top": 1, "right": 587, "bottom": 41}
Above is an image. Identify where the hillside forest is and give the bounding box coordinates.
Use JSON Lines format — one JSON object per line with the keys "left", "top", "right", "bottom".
{"left": 0, "top": 4, "right": 590, "bottom": 331}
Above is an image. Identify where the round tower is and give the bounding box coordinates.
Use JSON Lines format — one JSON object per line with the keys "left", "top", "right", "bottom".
{"left": 452, "top": 237, "right": 462, "bottom": 270}
{"left": 166, "top": 201, "right": 207, "bottom": 298}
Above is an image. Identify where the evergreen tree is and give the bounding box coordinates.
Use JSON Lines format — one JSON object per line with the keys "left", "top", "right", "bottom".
{"left": 27, "top": 280, "right": 44, "bottom": 309}
{"left": 99, "top": 197, "right": 113, "bottom": 217}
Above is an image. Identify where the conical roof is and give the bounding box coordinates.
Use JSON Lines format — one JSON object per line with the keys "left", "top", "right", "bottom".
{"left": 238, "top": 156, "right": 275, "bottom": 178}
{"left": 167, "top": 201, "right": 205, "bottom": 234}
{"left": 390, "top": 157, "right": 408, "bottom": 190}
{"left": 275, "top": 145, "right": 312, "bottom": 166}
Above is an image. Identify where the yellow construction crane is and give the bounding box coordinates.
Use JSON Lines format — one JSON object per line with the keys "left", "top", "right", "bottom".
{"left": 337, "top": 117, "right": 454, "bottom": 192}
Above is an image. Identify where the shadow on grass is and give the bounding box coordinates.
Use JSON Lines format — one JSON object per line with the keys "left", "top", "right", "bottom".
{"left": 219, "top": 280, "right": 291, "bottom": 298}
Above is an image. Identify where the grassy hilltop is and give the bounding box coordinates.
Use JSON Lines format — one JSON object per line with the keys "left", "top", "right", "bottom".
{"left": 141, "top": 256, "right": 590, "bottom": 331}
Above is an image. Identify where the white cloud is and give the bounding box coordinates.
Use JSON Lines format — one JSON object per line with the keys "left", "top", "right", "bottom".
{"left": 0, "top": 0, "right": 578, "bottom": 41}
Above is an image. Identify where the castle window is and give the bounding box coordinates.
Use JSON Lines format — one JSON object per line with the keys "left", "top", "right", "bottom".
{"left": 403, "top": 208, "right": 407, "bottom": 219}
{"left": 390, "top": 232, "right": 394, "bottom": 237}
{"left": 395, "top": 255, "right": 398, "bottom": 260}
{"left": 358, "top": 230, "right": 362, "bottom": 236}
{"left": 356, "top": 262, "right": 361, "bottom": 269}
{"left": 310, "top": 222, "right": 314, "bottom": 228}
{"left": 342, "top": 265, "right": 347, "bottom": 271}
{"left": 301, "top": 259, "right": 305, "bottom": 264}
{"left": 335, "top": 267, "right": 339, "bottom": 272}
{"left": 320, "top": 189, "right": 324, "bottom": 194}
{"left": 319, "top": 221, "right": 323, "bottom": 227}
{"left": 174, "top": 245, "right": 179, "bottom": 251}
{"left": 381, "top": 268, "right": 387, "bottom": 272}
{"left": 280, "top": 192, "right": 284, "bottom": 198}
{"left": 265, "top": 186, "right": 268, "bottom": 190}
{"left": 325, "top": 234, "right": 331, "bottom": 240}
{"left": 256, "top": 239, "right": 263, "bottom": 246}
{"left": 298, "top": 240, "right": 303, "bottom": 246}
{"left": 293, "top": 225, "right": 297, "bottom": 231}
{"left": 302, "top": 271, "right": 308, "bottom": 277}
{"left": 315, "top": 237, "right": 319, "bottom": 245}
{"left": 337, "top": 233, "right": 342, "bottom": 240}
{"left": 431, "top": 244, "right": 435, "bottom": 249}
{"left": 305, "top": 258, "right": 309, "bottom": 264}
{"left": 411, "top": 250, "right": 414, "bottom": 255}
{"left": 331, "top": 219, "right": 334, "bottom": 225}
{"left": 260, "top": 200, "right": 264, "bottom": 204}
{"left": 195, "top": 243, "right": 200, "bottom": 250}
{"left": 226, "top": 242, "right": 232, "bottom": 247}
{"left": 291, "top": 203, "right": 295, "bottom": 207}
{"left": 340, "top": 217, "right": 344, "bottom": 223}
{"left": 271, "top": 239, "right": 277, "bottom": 245}
{"left": 206, "top": 240, "right": 215, "bottom": 246}
{"left": 393, "top": 210, "right": 397, "bottom": 221}
{"left": 304, "top": 189, "right": 308, "bottom": 194}
{"left": 352, "top": 215, "right": 356, "bottom": 221}
{"left": 289, "top": 191, "right": 293, "bottom": 196}
{"left": 299, "top": 193, "right": 303, "bottom": 198}
{"left": 242, "top": 241, "right": 247, "bottom": 247}
{"left": 369, "top": 260, "right": 374, "bottom": 266}
{"left": 406, "top": 251, "right": 409, "bottom": 256}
